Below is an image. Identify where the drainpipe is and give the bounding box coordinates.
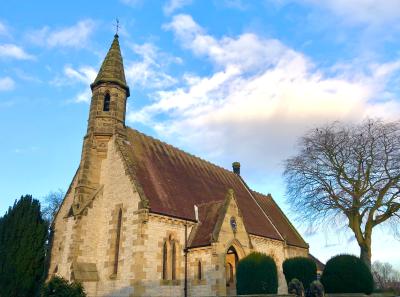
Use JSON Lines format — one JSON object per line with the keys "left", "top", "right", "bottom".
{"left": 184, "top": 222, "right": 188, "bottom": 297}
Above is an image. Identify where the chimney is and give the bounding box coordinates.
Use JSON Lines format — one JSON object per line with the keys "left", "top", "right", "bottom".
{"left": 232, "top": 162, "right": 240, "bottom": 175}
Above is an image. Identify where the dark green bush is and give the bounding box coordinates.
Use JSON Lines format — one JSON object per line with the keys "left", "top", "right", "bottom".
{"left": 236, "top": 252, "right": 278, "bottom": 294}
{"left": 320, "top": 254, "right": 373, "bottom": 294}
{"left": 283, "top": 257, "right": 317, "bottom": 289}
{"left": 41, "top": 276, "right": 86, "bottom": 297}
{"left": 0, "top": 195, "right": 49, "bottom": 297}
{"left": 288, "top": 278, "right": 304, "bottom": 297}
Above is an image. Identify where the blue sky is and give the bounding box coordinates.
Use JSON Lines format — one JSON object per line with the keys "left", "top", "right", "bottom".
{"left": 1, "top": 0, "right": 400, "bottom": 266}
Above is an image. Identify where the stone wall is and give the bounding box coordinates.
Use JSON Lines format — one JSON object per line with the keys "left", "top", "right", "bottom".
{"left": 48, "top": 171, "right": 78, "bottom": 279}
{"left": 188, "top": 246, "right": 215, "bottom": 297}
{"left": 249, "top": 235, "right": 308, "bottom": 294}
{"left": 135, "top": 213, "right": 195, "bottom": 297}
{"left": 49, "top": 137, "right": 142, "bottom": 297}
{"left": 250, "top": 235, "right": 287, "bottom": 294}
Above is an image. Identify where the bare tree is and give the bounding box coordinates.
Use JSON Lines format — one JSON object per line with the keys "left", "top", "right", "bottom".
{"left": 372, "top": 261, "right": 400, "bottom": 289}
{"left": 284, "top": 119, "right": 400, "bottom": 269}
{"left": 41, "top": 189, "right": 65, "bottom": 224}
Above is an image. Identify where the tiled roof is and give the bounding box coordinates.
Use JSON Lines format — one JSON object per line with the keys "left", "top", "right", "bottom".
{"left": 189, "top": 201, "right": 224, "bottom": 248}
{"left": 122, "top": 128, "right": 307, "bottom": 248}
{"left": 251, "top": 191, "right": 308, "bottom": 248}
{"left": 309, "top": 254, "right": 325, "bottom": 271}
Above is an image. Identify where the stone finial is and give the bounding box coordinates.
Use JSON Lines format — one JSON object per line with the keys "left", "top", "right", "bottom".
{"left": 232, "top": 162, "right": 240, "bottom": 175}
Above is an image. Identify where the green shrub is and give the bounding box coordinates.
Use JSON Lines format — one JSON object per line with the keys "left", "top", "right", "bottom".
{"left": 283, "top": 257, "right": 317, "bottom": 290}
{"left": 0, "top": 195, "right": 49, "bottom": 297}
{"left": 320, "top": 254, "right": 373, "bottom": 294}
{"left": 41, "top": 276, "right": 86, "bottom": 297}
{"left": 236, "top": 252, "right": 278, "bottom": 294}
{"left": 288, "top": 278, "right": 304, "bottom": 296}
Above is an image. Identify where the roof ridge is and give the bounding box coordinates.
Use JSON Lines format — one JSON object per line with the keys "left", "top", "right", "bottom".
{"left": 127, "top": 127, "right": 238, "bottom": 178}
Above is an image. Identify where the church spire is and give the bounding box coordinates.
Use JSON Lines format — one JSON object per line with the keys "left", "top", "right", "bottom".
{"left": 72, "top": 34, "right": 130, "bottom": 215}
{"left": 91, "top": 34, "right": 130, "bottom": 96}
{"left": 86, "top": 34, "right": 130, "bottom": 135}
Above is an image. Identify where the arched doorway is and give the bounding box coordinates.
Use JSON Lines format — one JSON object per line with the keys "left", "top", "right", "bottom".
{"left": 225, "top": 246, "right": 239, "bottom": 296}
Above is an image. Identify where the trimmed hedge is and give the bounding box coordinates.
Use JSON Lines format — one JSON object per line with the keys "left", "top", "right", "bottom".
{"left": 41, "top": 276, "right": 86, "bottom": 297}
{"left": 320, "top": 254, "right": 373, "bottom": 294}
{"left": 283, "top": 257, "right": 317, "bottom": 289}
{"left": 236, "top": 252, "right": 278, "bottom": 294}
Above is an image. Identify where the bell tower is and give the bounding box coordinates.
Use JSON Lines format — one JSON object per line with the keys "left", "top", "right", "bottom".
{"left": 72, "top": 34, "right": 130, "bottom": 215}
{"left": 88, "top": 34, "right": 130, "bottom": 135}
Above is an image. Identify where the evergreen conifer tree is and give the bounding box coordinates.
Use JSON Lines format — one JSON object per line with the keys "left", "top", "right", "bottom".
{"left": 0, "top": 195, "right": 49, "bottom": 297}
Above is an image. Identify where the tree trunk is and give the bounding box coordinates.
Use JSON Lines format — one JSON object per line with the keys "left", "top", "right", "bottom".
{"left": 360, "top": 243, "right": 372, "bottom": 270}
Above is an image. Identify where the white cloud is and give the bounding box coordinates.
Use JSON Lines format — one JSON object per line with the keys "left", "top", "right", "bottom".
{"left": 65, "top": 66, "right": 97, "bottom": 103}
{"left": 313, "top": 0, "right": 400, "bottom": 25}
{"left": 51, "top": 65, "right": 97, "bottom": 103}
{"left": 125, "top": 42, "right": 179, "bottom": 89}
{"left": 128, "top": 14, "right": 400, "bottom": 174}
{"left": 164, "top": 14, "right": 294, "bottom": 72}
{"left": 0, "top": 21, "right": 9, "bottom": 36}
{"left": 163, "top": 0, "right": 192, "bottom": 15}
{"left": 73, "top": 89, "right": 93, "bottom": 103}
{"left": 64, "top": 65, "right": 97, "bottom": 84}
{"left": 272, "top": 0, "right": 400, "bottom": 26}
{"left": 0, "top": 44, "right": 35, "bottom": 60}
{"left": 28, "top": 20, "right": 96, "bottom": 48}
{"left": 0, "top": 77, "right": 15, "bottom": 91}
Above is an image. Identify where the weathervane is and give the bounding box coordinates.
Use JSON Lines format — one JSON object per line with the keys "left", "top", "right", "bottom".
{"left": 114, "top": 18, "right": 120, "bottom": 36}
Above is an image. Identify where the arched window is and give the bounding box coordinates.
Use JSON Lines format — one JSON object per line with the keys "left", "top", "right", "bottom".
{"left": 171, "top": 241, "right": 176, "bottom": 280}
{"left": 161, "top": 237, "right": 179, "bottom": 281}
{"left": 103, "top": 92, "right": 110, "bottom": 111}
{"left": 113, "top": 209, "right": 122, "bottom": 275}
{"left": 162, "top": 241, "right": 168, "bottom": 280}
{"left": 197, "top": 261, "right": 202, "bottom": 280}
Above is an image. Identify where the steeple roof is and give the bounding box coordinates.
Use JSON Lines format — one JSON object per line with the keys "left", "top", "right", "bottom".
{"left": 91, "top": 34, "right": 130, "bottom": 96}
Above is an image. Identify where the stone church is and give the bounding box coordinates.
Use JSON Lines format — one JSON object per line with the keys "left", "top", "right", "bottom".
{"left": 48, "top": 34, "right": 309, "bottom": 297}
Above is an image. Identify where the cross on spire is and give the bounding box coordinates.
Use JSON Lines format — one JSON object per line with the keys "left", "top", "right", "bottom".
{"left": 114, "top": 18, "right": 120, "bottom": 36}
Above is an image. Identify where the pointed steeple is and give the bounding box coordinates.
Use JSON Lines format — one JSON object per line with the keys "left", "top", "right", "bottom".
{"left": 91, "top": 34, "right": 130, "bottom": 96}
